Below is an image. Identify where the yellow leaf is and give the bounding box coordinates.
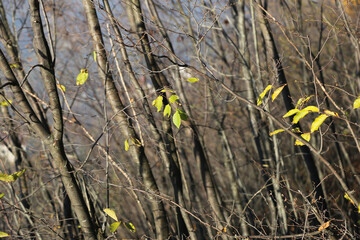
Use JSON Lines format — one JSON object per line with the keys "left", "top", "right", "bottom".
{"left": 271, "top": 84, "right": 286, "bottom": 102}
{"left": 0, "top": 193, "right": 4, "bottom": 199}
{"left": 296, "top": 95, "right": 313, "bottom": 109}
{"left": 257, "top": 85, "right": 272, "bottom": 105}
{"left": 124, "top": 222, "right": 136, "bottom": 233}
{"left": 0, "top": 99, "right": 12, "bottom": 106}
{"left": 0, "top": 169, "right": 25, "bottom": 182}
{"left": 57, "top": 84, "right": 66, "bottom": 92}
{"left": 0, "top": 232, "right": 9, "bottom": 238}
{"left": 124, "top": 140, "right": 129, "bottom": 151}
{"left": 103, "top": 208, "right": 118, "bottom": 221}
{"left": 318, "top": 220, "right": 331, "bottom": 232}
{"left": 344, "top": 193, "right": 355, "bottom": 206}
{"left": 302, "top": 106, "right": 319, "bottom": 112}
{"left": 291, "top": 127, "right": 302, "bottom": 133}
{"left": 324, "top": 110, "right": 338, "bottom": 117}
{"left": 283, "top": 109, "right": 299, "bottom": 118}
{"left": 10, "top": 64, "right": 20, "bottom": 68}
{"left": 92, "top": 50, "right": 96, "bottom": 62}
{"left": 269, "top": 129, "right": 285, "bottom": 136}
{"left": 295, "top": 133, "right": 311, "bottom": 146}
{"left": 110, "top": 221, "right": 121, "bottom": 232}
{"left": 292, "top": 110, "right": 310, "bottom": 124}
{"left": 311, "top": 114, "right": 329, "bottom": 133}
{"left": 354, "top": 98, "right": 360, "bottom": 109}
{"left": 186, "top": 78, "right": 199, "bottom": 83}
{"left": 76, "top": 69, "right": 88, "bottom": 85}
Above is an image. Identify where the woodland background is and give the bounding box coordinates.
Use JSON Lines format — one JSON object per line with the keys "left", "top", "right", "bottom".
{"left": 0, "top": 0, "right": 360, "bottom": 239}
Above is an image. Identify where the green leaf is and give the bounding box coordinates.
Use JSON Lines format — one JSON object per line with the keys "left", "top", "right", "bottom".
{"left": 0, "top": 169, "right": 25, "bottom": 182}
{"left": 283, "top": 109, "right": 299, "bottom": 118}
{"left": 169, "top": 95, "right": 179, "bottom": 104}
{"left": 163, "top": 104, "right": 171, "bottom": 118}
{"left": 311, "top": 114, "right": 328, "bottom": 133}
{"left": 0, "top": 232, "right": 9, "bottom": 238}
{"left": 271, "top": 84, "right": 286, "bottom": 102}
{"left": 103, "top": 208, "right": 118, "bottom": 222}
{"left": 178, "top": 109, "right": 188, "bottom": 121}
{"left": 109, "top": 221, "right": 121, "bottom": 233}
{"left": 152, "top": 96, "right": 163, "bottom": 112}
{"left": 0, "top": 193, "right": 4, "bottom": 199}
{"left": 186, "top": 77, "right": 199, "bottom": 83}
{"left": 257, "top": 85, "right": 272, "bottom": 105}
{"left": 173, "top": 110, "right": 181, "bottom": 128}
{"left": 295, "top": 133, "right": 311, "bottom": 146}
{"left": 269, "top": 129, "right": 285, "bottom": 136}
{"left": 292, "top": 110, "right": 310, "bottom": 124}
{"left": 124, "top": 140, "right": 129, "bottom": 151}
{"left": 92, "top": 51, "right": 96, "bottom": 62}
{"left": 57, "top": 84, "right": 66, "bottom": 92}
{"left": 353, "top": 98, "right": 360, "bottom": 109}
{"left": 124, "top": 222, "right": 136, "bottom": 233}
{"left": 76, "top": 69, "right": 89, "bottom": 85}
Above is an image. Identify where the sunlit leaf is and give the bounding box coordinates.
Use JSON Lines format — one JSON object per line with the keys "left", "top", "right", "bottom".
{"left": 163, "top": 104, "right": 171, "bottom": 118}
{"left": 257, "top": 85, "right": 272, "bottom": 105}
{"left": 124, "top": 140, "right": 129, "bottom": 152}
{"left": 76, "top": 69, "right": 88, "bottom": 85}
{"left": 0, "top": 99, "right": 12, "bottom": 106}
{"left": 173, "top": 110, "right": 181, "bottom": 128}
{"left": 103, "top": 208, "right": 118, "bottom": 221}
{"left": 324, "top": 110, "right": 338, "bottom": 117}
{"left": 110, "top": 221, "right": 121, "bottom": 233}
{"left": 344, "top": 193, "right": 355, "bottom": 206}
{"left": 124, "top": 222, "right": 136, "bottom": 233}
{"left": 92, "top": 51, "right": 96, "bottom": 62}
{"left": 57, "top": 84, "right": 66, "bottom": 92}
{"left": 160, "top": 89, "right": 175, "bottom": 93}
{"left": 169, "top": 95, "right": 179, "bottom": 104}
{"left": 0, "top": 232, "right": 9, "bottom": 238}
{"left": 311, "top": 114, "right": 328, "bottom": 133}
{"left": 10, "top": 64, "right": 20, "bottom": 68}
{"left": 186, "top": 77, "right": 199, "bottom": 83}
{"left": 271, "top": 84, "right": 286, "bottom": 102}
{"left": 296, "top": 95, "right": 313, "bottom": 109}
{"left": 318, "top": 220, "right": 331, "bottom": 232}
{"left": 283, "top": 109, "right": 299, "bottom": 118}
{"left": 269, "top": 129, "right": 285, "bottom": 136}
{"left": 292, "top": 110, "right": 311, "bottom": 124}
{"left": 302, "top": 106, "right": 319, "bottom": 112}
{"left": 353, "top": 98, "right": 360, "bottom": 109}
{"left": 0, "top": 169, "right": 25, "bottom": 182}
{"left": 152, "top": 96, "right": 163, "bottom": 112}
{"left": 0, "top": 193, "right": 4, "bottom": 199}
{"left": 295, "top": 133, "right": 311, "bottom": 146}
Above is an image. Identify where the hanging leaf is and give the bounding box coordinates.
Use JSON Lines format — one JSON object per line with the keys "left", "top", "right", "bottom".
{"left": 292, "top": 110, "right": 311, "bottom": 124}
{"left": 291, "top": 127, "right": 302, "bottom": 133}
{"left": 344, "top": 193, "right": 355, "bottom": 206}
{"left": 186, "top": 77, "right": 199, "bottom": 83}
{"left": 10, "top": 64, "right": 20, "bottom": 68}
{"left": 0, "top": 99, "right": 12, "bottom": 106}
{"left": 354, "top": 98, "right": 360, "bottom": 109}
{"left": 160, "top": 88, "right": 175, "bottom": 93}
{"left": 311, "top": 114, "right": 329, "bottom": 133}
{"left": 318, "top": 220, "right": 331, "bottom": 232}
{"left": 178, "top": 109, "right": 188, "bottom": 121}
{"left": 271, "top": 84, "right": 286, "bottom": 102}
{"left": 57, "top": 84, "right": 66, "bottom": 92}
{"left": 283, "top": 109, "right": 299, "bottom": 118}
{"left": 103, "top": 208, "right": 118, "bottom": 221}
{"left": 269, "top": 129, "right": 285, "bottom": 136}
{"left": 0, "top": 232, "right": 9, "bottom": 238}
{"left": 257, "top": 85, "right": 272, "bottom": 105}
{"left": 324, "top": 110, "right": 338, "bottom": 117}
{"left": 173, "top": 110, "right": 181, "bottom": 128}
{"left": 124, "top": 140, "right": 129, "bottom": 151}
{"left": 163, "top": 104, "right": 171, "bottom": 118}
{"left": 296, "top": 95, "right": 313, "bottom": 109}
{"left": 76, "top": 69, "right": 89, "bottom": 85}
{"left": 124, "top": 222, "right": 136, "bottom": 233}
{"left": 295, "top": 133, "right": 311, "bottom": 146}
{"left": 92, "top": 51, "right": 97, "bottom": 62}
{"left": 302, "top": 106, "right": 319, "bottom": 112}
{"left": 169, "top": 95, "right": 179, "bottom": 104}
{"left": 0, "top": 169, "right": 25, "bottom": 182}
{"left": 152, "top": 96, "right": 163, "bottom": 112}
{"left": 0, "top": 193, "right": 4, "bottom": 199}
{"left": 109, "top": 221, "right": 121, "bottom": 233}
